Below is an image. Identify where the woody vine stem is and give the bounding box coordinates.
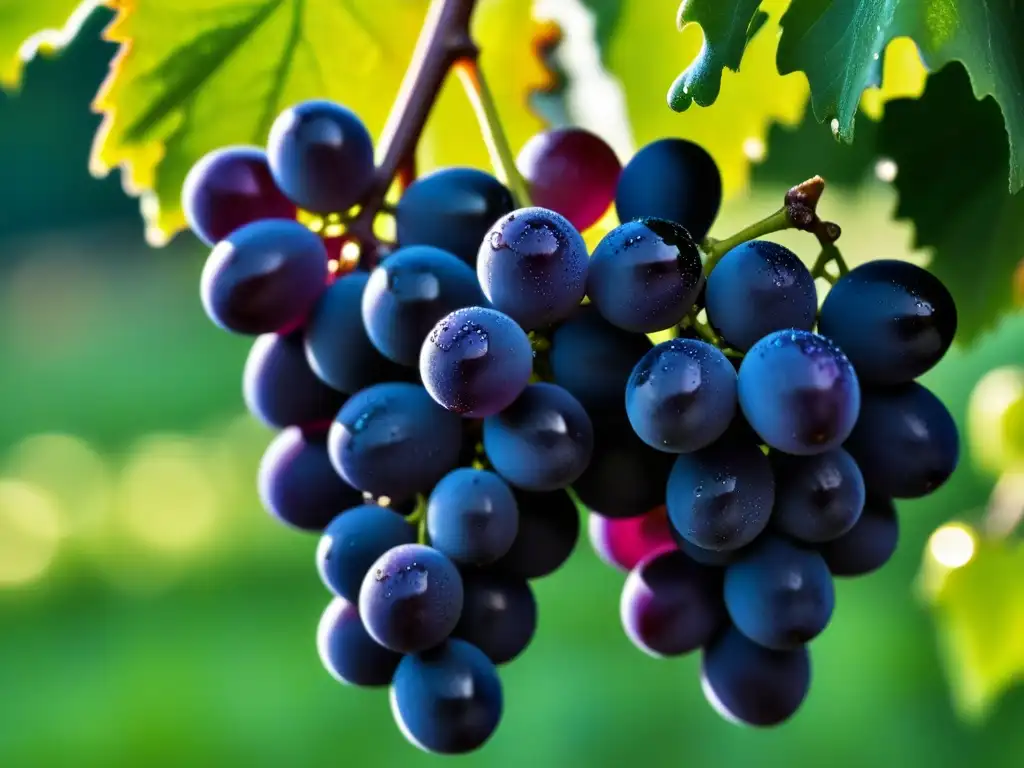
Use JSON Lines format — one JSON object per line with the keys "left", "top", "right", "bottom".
{"left": 345, "top": 0, "right": 849, "bottom": 313}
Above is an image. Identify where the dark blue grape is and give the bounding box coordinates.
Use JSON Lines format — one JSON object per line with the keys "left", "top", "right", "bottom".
{"left": 362, "top": 246, "right": 485, "bottom": 366}
{"left": 258, "top": 427, "right": 363, "bottom": 532}
{"left": 476, "top": 207, "right": 588, "bottom": 330}
{"left": 587, "top": 218, "right": 705, "bottom": 333}
{"left": 621, "top": 549, "right": 726, "bottom": 657}
{"left": 844, "top": 382, "right": 959, "bottom": 498}
{"left": 549, "top": 304, "right": 652, "bottom": 416}
{"left": 243, "top": 333, "right": 347, "bottom": 430}
{"left": 701, "top": 626, "right": 811, "bottom": 727}
{"left": 328, "top": 382, "right": 462, "bottom": 501}
{"left": 666, "top": 434, "right": 774, "bottom": 551}
{"left": 819, "top": 495, "right": 898, "bottom": 577}
{"left": 200, "top": 219, "right": 328, "bottom": 335}
{"left": 420, "top": 306, "right": 533, "bottom": 418}
{"left": 771, "top": 448, "right": 865, "bottom": 543}
{"left": 267, "top": 100, "right": 375, "bottom": 213}
{"left": 317, "top": 597, "right": 401, "bottom": 687}
{"left": 427, "top": 468, "right": 519, "bottom": 566}
{"left": 182, "top": 146, "right": 296, "bottom": 246}
{"left": 738, "top": 330, "right": 861, "bottom": 455}
{"left": 724, "top": 536, "right": 835, "bottom": 650}
{"left": 626, "top": 338, "right": 737, "bottom": 453}
{"left": 491, "top": 489, "right": 579, "bottom": 579}
{"left": 396, "top": 168, "right": 514, "bottom": 266}
{"left": 517, "top": 127, "right": 622, "bottom": 231}
{"left": 360, "top": 544, "right": 464, "bottom": 653}
{"left": 818, "top": 259, "right": 957, "bottom": 385}
{"left": 669, "top": 526, "right": 745, "bottom": 566}
{"left": 303, "top": 272, "right": 412, "bottom": 394}
{"left": 615, "top": 138, "right": 722, "bottom": 241}
{"left": 316, "top": 504, "right": 416, "bottom": 602}
{"left": 454, "top": 571, "right": 537, "bottom": 664}
{"left": 704, "top": 240, "right": 817, "bottom": 351}
{"left": 391, "top": 639, "right": 502, "bottom": 754}
{"left": 483, "top": 383, "right": 594, "bottom": 491}
{"left": 573, "top": 420, "right": 674, "bottom": 518}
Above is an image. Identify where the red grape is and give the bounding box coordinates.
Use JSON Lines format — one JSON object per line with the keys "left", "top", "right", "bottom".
{"left": 588, "top": 505, "right": 676, "bottom": 572}
{"left": 516, "top": 128, "right": 621, "bottom": 231}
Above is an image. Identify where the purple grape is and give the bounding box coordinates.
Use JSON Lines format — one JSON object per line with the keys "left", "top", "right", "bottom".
{"left": 843, "top": 382, "right": 959, "bottom": 499}
{"left": 390, "top": 639, "right": 502, "bottom": 754}
{"left": 724, "top": 536, "right": 835, "bottom": 650}
{"left": 819, "top": 495, "right": 899, "bottom": 576}
{"left": 182, "top": 146, "right": 296, "bottom": 246}
{"left": 420, "top": 306, "right": 533, "bottom": 418}
{"left": 666, "top": 433, "right": 774, "bottom": 552}
{"left": 701, "top": 626, "right": 811, "bottom": 727}
{"left": 587, "top": 218, "right": 705, "bottom": 333}
{"left": 359, "top": 544, "right": 464, "bottom": 654}
{"left": 818, "top": 259, "right": 957, "bottom": 385}
{"left": 426, "top": 468, "right": 519, "bottom": 566}
{"left": 267, "top": 100, "right": 375, "bottom": 213}
{"left": 200, "top": 219, "right": 328, "bottom": 335}
{"left": 243, "top": 333, "right": 347, "bottom": 430}
{"left": 625, "top": 338, "right": 738, "bottom": 453}
{"left": 620, "top": 549, "right": 726, "bottom": 657}
{"left": 476, "top": 207, "right": 589, "bottom": 330}
{"left": 317, "top": 597, "right": 401, "bottom": 687}
{"left": 483, "top": 383, "right": 594, "bottom": 492}
{"left": 704, "top": 240, "right": 818, "bottom": 351}
{"left": 258, "top": 427, "right": 363, "bottom": 532}
{"left": 453, "top": 571, "right": 537, "bottom": 665}
{"left": 738, "top": 330, "right": 861, "bottom": 456}
{"left": 771, "top": 448, "right": 866, "bottom": 543}
{"left": 328, "top": 382, "right": 462, "bottom": 502}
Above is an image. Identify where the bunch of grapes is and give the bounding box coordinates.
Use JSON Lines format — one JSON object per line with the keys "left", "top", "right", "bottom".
{"left": 186, "top": 97, "right": 959, "bottom": 752}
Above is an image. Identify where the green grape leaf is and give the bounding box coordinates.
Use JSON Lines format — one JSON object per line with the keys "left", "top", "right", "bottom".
{"left": 0, "top": 0, "right": 98, "bottom": 88}
{"left": 596, "top": 0, "right": 808, "bottom": 200}
{"left": 920, "top": 524, "right": 1024, "bottom": 721}
{"left": 878, "top": 63, "right": 1024, "bottom": 343}
{"left": 90, "top": 0, "right": 552, "bottom": 245}
{"left": 667, "top": 0, "right": 765, "bottom": 112}
{"left": 778, "top": 0, "right": 1024, "bottom": 194}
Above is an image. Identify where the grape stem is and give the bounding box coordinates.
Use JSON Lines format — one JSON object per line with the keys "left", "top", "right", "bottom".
{"left": 345, "top": 0, "right": 481, "bottom": 267}
{"left": 701, "top": 176, "right": 849, "bottom": 279}
{"left": 454, "top": 59, "right": 533, "bottom": 208}
{"left": 702, "top": 207, "right": 792, "bottom": 272}
{"left": 405, "top": 495, "right": 430, "bottom": 545}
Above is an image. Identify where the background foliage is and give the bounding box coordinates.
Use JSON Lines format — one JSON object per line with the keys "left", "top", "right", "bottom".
{"left": 0, "top": 1, "right": 1022, "bottom": 765}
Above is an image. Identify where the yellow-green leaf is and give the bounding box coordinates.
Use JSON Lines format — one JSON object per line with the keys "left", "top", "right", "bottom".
{"left": 601, "top": 0, "right": 808, "bottom": 200}
{"left": 0, "top": 0, "right": 100, "bottom": 88}
{"left": 920, "top": 521, "right": 1024, "bottom": 721}
{"left": 91, "top": 0, "right": 552, "bottom": 246}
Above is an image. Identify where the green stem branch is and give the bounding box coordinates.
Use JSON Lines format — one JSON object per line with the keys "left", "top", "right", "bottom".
{"left": 702, "top": 207, "right": 792, "bottom": 273}
{"left": 454, "top": 58, "right": 532, "bottom": 208}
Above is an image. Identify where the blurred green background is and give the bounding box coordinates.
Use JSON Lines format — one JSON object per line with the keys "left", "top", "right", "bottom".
{"left": 1, "top": 12, "right": 1023, "bottom": 768}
